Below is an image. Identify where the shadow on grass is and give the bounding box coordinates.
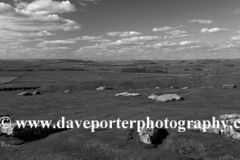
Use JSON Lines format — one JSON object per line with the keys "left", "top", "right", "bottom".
{"left": 151, "top": 128, "right": 169, "bottom": 147}
{"left": 12, "top": 128, "right": 69, "bottom": 143}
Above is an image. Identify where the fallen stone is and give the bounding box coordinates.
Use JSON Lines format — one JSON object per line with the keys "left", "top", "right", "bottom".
{"left": 115, "top": 92, "right": 141, "bottom": 97}
{"left": 222, "top": 84, "right": 237, "bottom": 89}
{"left": 148, "top": 93, "right": 183, "bottom": 102}
{"left": 33, "top": 91, "right": 41, "bottom": 95}
{"left": 148, "top": 94, "right": 159, "bottom": 100}
{"left": 96, "top": 86, "right": 114, "bottom": 90}
{"left": 188, "top": 116, "right": 240, "bottom": 141}
{"left": 17, "top": 92, "right": 33, "bottom": 96}
{"left": 170, "top": 86, "right": 178, "bottom": 89}
{"left": 139, "top": 127, "right": 153, "bottom": 144}
{"left": 64, "top": 90, "right": 71, "bottom": 94}
{"left": 220, "top": 114, "right": 240, "bottom": 120}
{"left": 138, "top": 127, "right": 169, "bottom": 146}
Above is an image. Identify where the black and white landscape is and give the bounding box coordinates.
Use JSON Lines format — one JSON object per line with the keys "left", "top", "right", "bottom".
{"left": 1, "top": 0, "right": 240, "bottom": 159}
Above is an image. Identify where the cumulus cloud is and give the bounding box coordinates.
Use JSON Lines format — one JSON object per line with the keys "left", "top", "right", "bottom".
{"left": 164, "top": 30, "right": 192, "bottom": 39}
{"left": 229, "top": 31, "right": 240, "bottom": 41}
{"left": 201, "top": 28, "right": 229, "bottom": 33}
{"left": 79, "top": 0, "right": 101, "bottom": 6}
{"left": 153, "top": 42, "right": 177, "bottom": 48}
{"left": 0, "top": 1, "right": 80, "bottom": 46}
{"left": 96, "top": 37, "right": 157, "bottom": 48}
{"left": 22, "top": 0, "right": 76, "bottom": 14}
{"left": 106, "top": 31, "right": 142, "bottom": 37}
{"left": 35, "top": 39, "right": 76, "bottom": 55}
{"left": 152, "top": 26, "right": 175, "bottom": 32}
{"left": 73, "top": 39, "right": 219, "bottom": 60}
{"left": 0, "top": 1, "right": 81, "bottom": 58}
{"left": 69, "top": 36, "right": 111, "bottom": 42}
{"left": 152, "top": 41, "right": 208, "bottom": 51}
{"left": 152, "top": 26, "right": 192, "bottom": 39}
{"left": 0, "top": 2, "right": 80, "bottom": 31}
{"left": 38, "top": 40, "right": 76, "bottom": 45}
{"left": 188, "top": 19, "right": 212, "bottom": 24}
{"left": 165, "top": 30, "right": 186, "bottom": 35}
{"left": 74, "top": 36, "right": 162, "bottom": 57}
{"left": 152, "top": 25, "right": 184, "bottom": 32}
{"left": 232, "top": 35, "right": 240, "bottom": 41}
{"left": 118, "top": 36, "right": 161, "bottom": 43}
{"left": 179, "top": 41, "right": 201, "bottom": 46}
{"left": 120, "top": 36, "right": 161, "bottom": 44}
{"left": 232, "top": 8, "right": 240, "bottom": 14}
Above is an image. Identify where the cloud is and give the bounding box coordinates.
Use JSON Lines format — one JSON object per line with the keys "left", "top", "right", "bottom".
{"left": 152, "top": 41, "right": 208, "bottom": 50}
{"left": 106, "top": 31, "right": 142, "bottom": 37}
{"left": 231, "top": 35, "right": 240, "bottom": 41}
{"left": 232, "top": 8, "right": 240, "bottom": 14}
{"left": 201, "top": 28, "right": 229, "bottom": 33}
{"left": 0, "top": 1, "right": 80, "bottom": 58}
{"left": 152, "top": 26, "right": 192, "bottom": 39}
{"left": 164, "top": 30, "right": 193, "bottom": 39}
{"left": 118, "top": 36, "right": 161, "bottom": 43}
{"left": 33, "top": 39, "right": 75, "bottom": 57}
{"left": 153, "top": 42, "right": 178, "bottom": 48}
{"left": 152, "top": 25, "right": 184, "bottom": 32}
{"left": 37, "top": 31, "right": 55, "bottom": 36}
{"left": 22, "top": 0, "right": 76, "bottom": 14}
{"left": 0, "top": 3, "right": 12, "bottom": 11}
{"left": 0, "top": 3, "right": 80, "bottom": 31}
{"left": 38, "top": 40, "right": 76, "bottom": 45}
{"left": 165, "top": 30, "right": 187, "bottom": 35}
{"left": 188, "top": 19, "right": 212, "bottom": 24}
{"left": 73, "top": 40, "right": 219, "bottom": 60}
{"left": 69, "top": 36, "right": 111, "bottom": 42}
{"left": 180, "top": 41, "right": 199, "bottom": 46}
{"left": 0, "top": 1, "right": 80, "bottom": 45}
{"left": 229, "top": 31, "right": 240, "bottom": 41}
{"left": 74, "top": 36, "right": 162, "bottom": 56}
{"left": 79, "top": 36, "right": 161, "bottom": 48}
{"left": 152, "top": 26, "right": 175, "bottom": 32}
{"left": 79, "top": 0, "right": 101, "bottom": 6}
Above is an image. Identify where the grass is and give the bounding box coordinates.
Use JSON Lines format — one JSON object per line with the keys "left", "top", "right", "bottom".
{"left": 0, "top": 77, "right": 18, "bottom": 84}
{"left": 1, "top": 59, "right": 240, "bottom": 159}
{"left": 1, "top": 87, "right": 240, "bottom": 159}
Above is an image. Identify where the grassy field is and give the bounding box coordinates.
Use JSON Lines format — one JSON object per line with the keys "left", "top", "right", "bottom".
{"left": 1, "top": 88, "right": 240, "bottom": 159}
{"left": 1, "top": 59, "right": 240, "bottom": 160}
{"left": 0, "top": 77, "right": 18, "bottom": 84}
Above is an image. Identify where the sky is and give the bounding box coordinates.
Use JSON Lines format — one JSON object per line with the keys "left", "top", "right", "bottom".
{"left": 1, "top": 0, "right": 240, "bottom": 60}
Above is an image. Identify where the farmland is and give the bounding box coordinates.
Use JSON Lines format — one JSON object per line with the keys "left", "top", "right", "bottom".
{"left": 1, "top": 59, "right": 240, "bottom": 160}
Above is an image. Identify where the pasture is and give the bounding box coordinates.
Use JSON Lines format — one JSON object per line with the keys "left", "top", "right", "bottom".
{"left": 1, "top": 59, "right": 240, "bottom": 160}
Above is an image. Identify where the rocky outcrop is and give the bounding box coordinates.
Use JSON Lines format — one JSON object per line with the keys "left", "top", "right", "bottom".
{"left": 189, "top": 114, "right": 240, "bottom": 140}
{"left": 138, "top": 127, "right": 169, "bottom": 147}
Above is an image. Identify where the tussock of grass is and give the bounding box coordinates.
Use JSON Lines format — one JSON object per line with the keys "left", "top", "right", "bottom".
{"left": 170, "top": 138, "right": 207, "bottom": 159}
